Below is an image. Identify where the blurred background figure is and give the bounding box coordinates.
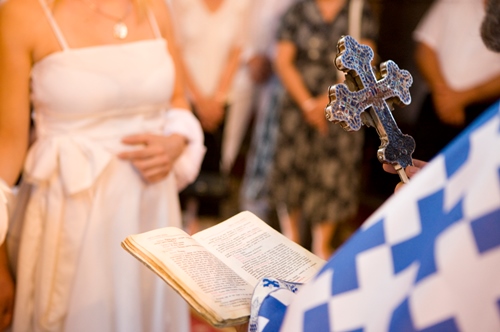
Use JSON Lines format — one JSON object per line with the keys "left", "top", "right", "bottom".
{"left": 269, "top": 0, "right": 378, "bottom": 259}
{"left": 412, "top": 0, "right": 500, "bottom": 162}
{"left": 239, "top": 0, "right": 298, "bottom": 226}
{"left": 170, "top": 0, "right": 251, "bottom": 233}
{"left": 481, "top": 0, "right": 500, "bottom": 52}
{"left": 359, "top": 0, "right": 433, "bottom": 204}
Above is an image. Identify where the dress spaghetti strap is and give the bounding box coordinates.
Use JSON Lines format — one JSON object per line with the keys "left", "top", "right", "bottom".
{"left": 36, "top": 0, "right": 70, "bottom": 50}
{"left": 147, "top": 9, "right": 162, "bottom": 39}
{"left": 37, "top": 0, "right": 161, "bottom": 48}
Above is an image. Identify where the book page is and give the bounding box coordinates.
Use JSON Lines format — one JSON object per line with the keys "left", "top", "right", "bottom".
{"left": 192, "top": 211, "right": 325, "bottom": 287}
{"left": 128, "top": 227, "right": 254, "bottom": 321}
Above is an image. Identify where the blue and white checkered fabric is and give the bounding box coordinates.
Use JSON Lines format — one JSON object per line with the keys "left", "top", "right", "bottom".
{"left": 252, "top": 101, "right": 500, "bottom": 331}
{"left": 249, "top": 278, "right": 303, "bottom": 332}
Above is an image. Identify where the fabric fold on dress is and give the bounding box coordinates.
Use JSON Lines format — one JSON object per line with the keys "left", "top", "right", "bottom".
{"left": 24, "top": 135, "right": 113, "bottom": 195}
{"left": 18, "top": 135, "right": 114, "bottom": 331}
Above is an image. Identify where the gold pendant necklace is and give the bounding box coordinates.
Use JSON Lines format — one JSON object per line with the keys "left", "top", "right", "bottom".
{"left": 83, "top": 0, "right": 132, "bottom": 39}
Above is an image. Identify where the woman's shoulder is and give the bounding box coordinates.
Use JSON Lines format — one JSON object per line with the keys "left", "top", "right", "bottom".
{"left": 0, "top": 0, "right": 37, "bottom": 17}
{"left": 1, "top": 0, "right": 68, "bottom": 64}
{"left": 0, "top": 0, "right": 42, "bottom": 39}
{"left": 0, "top": 0, "right": 41, "bottom": 30}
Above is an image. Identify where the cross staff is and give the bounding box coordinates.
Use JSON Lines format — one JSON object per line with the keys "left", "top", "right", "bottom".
{"left": 325, "top": 35, "right": 415, "bottom": 183}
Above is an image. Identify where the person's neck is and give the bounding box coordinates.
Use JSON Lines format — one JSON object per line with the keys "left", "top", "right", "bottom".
{"left": 315, "top": 0, "right": 345, "bottom": 22}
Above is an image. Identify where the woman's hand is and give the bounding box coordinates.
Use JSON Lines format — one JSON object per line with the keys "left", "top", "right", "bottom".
{"left": 247, "top": 54, "right": 272, "bottom": 84}
{"left": 302, "top": 96, "right": 328, "bottom": 135}
{"left": 118, "top": 133, "right": 187, "bottom": 183}
{"left": 193, "top": 96, "right": 225, "bottom": 133}
{"left": 432, "top": 87, "right": 466, "bottom": 126}
{"left": 383, "top": 159, "right": 428, "bottom": 192}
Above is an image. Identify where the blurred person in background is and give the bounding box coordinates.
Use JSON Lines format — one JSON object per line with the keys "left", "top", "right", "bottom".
{"left": 412, "top": 0, "right": 500, "bottom": 162}
{"left": 239, "top": 0, "right": 298, "bottom": 225}
{"left": 270, "top": 0, "right": 378, "bottom": 259}
{"left": 170, "top": 0, "right": 251, "bottom": 233}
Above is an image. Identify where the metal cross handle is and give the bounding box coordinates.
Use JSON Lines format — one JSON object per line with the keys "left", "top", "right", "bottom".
{"left": 325, "top": 35, "right": 416, "bottom": 183}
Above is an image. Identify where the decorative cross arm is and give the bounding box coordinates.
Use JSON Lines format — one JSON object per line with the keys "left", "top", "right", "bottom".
{"left": 325, "top": 35, "right": 416, "bottom": 183}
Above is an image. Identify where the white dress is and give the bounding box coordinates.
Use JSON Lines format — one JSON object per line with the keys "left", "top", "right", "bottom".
{"left": 10, "top": 3, "right": 190, "bottom": 332}
{"left": 170, "top": 0, "right": 251, "bottom": 172}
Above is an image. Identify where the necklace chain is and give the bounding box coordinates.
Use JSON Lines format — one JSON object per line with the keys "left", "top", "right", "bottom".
{"left": 82, "top": 0, "right": 132, "bottom": 39}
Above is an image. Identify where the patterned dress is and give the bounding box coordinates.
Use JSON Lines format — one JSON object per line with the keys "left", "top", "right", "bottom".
{"left": 270, "top": 0, "right": 378, "bottom": 225}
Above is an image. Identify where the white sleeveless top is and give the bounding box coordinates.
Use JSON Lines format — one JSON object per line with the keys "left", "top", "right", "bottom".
{"left": 12, "top": 1, "right": 190, "bottom": 331}
{"left": 30, "top": 2, "right": 174, "bottom": 158}
{"left": 170, "top": 0, "right": 250, "bottom": 97}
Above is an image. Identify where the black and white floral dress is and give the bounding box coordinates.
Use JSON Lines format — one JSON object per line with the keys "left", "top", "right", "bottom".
{"left": 270, "top": 0, "right": 378, "bottom": 225}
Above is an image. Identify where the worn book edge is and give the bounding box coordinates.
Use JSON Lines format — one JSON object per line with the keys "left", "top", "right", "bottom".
{"left": 121, "top": 237, "right": 249, "bottom": 328}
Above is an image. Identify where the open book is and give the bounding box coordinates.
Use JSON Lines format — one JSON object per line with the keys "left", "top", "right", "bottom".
{"left": 121, "top": 211, "right": 325, "bottom": 328}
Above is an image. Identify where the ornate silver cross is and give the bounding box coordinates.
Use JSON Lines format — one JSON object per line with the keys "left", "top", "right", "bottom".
{"left": 325, "top": 35, "right": 415, "bottom": 183}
